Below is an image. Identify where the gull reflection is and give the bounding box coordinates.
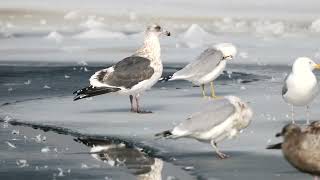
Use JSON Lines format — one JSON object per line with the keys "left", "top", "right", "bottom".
{"left": 75, "top": 137, "right": 163, "bottom": 180}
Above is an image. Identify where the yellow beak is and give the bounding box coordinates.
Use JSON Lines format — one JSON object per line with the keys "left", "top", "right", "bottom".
{"left": 314, "top": 64, "right": 320, "bottom": 69}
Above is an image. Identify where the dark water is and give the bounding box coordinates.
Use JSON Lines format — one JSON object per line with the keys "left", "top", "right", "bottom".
{"left": 0, "top": 119, "right": 193, "bottom": 180}
{"left": 0, "top": 64, "right": 270, "bottom": 105}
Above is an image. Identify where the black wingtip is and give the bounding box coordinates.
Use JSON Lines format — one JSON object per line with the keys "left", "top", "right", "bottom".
{"left": 155, "top": 130, "right": 172, "bottom": 138}
{"left": 266, "top": 143, "right": 282, "bottom": 150}
{"left": 159, "top": 75, "right": 172, "bottom": 82}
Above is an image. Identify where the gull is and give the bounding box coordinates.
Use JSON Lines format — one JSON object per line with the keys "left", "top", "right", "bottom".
{"left": 73, "top": 24, "right": 170, "bottom": 113}
{"left": 267, "top": 122, "right": 320, "bottom": 180}
{"left": 282, "top": 57, "right": 320, "bottom": 124}
{"left": 166, "top": 43, "right": 237, "bottom": 98}
{"left": 155, "top": 96, "right": 253, "bottom": 159}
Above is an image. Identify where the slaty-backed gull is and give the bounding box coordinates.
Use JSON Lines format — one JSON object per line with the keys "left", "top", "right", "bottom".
{"left": 73, "top": 24, "right": 170, "bottom": 113}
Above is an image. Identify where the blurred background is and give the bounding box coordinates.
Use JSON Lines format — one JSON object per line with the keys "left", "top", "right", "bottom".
{"left": 0, "top": 0, "right": 320, "bottom": 65}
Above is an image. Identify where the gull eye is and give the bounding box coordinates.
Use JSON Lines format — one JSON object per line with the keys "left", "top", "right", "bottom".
{"left": 155, "top": 26, "right": 161, "bottom": 31}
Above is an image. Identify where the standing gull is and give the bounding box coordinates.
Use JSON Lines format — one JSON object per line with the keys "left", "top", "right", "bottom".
{"left": 282, "top": 57, "right": 320, "bottom": 124}
{"left": 155, "top": 96, "right": 253, "bottom": 159}
{"left": 166, "top": 43, "right": 237, "bottom": 98}
{"left": 73, "top": 24, "right": 170, "bottom": 113}
{"left": 267, "top": 122, "right": 320, "bottom": 180}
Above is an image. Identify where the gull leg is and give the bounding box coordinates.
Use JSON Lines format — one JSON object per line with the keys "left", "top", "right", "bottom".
{"left": 134, "top": 94, "right": 152, "bottom": 114}
{"left": 210, "top": 139, "right": 230, "bottom": 159}
{"left": 201, "top": 84, "right": 207, "bottom": 98}
{"left": 314, "top": 176, "right": 319, "bottom": 180}
{"left": 291, "top": 105, "right": 295, "bottom": 124}
{"left": 306, "top": 105, "right": 310, "bottom": 125}
{"left": 210, "top": 81, "right": 219, "bottom": 99}
{"left": 129, "top": 95, "right": 135, "bottom": 112}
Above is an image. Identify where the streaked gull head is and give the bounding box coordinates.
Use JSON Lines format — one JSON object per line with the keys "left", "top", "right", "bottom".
{"left": 292, "top": 57, "right": 320, "bottom": 73}
{"left": 214, "top": 43, "right": 237, "bottom": 60}
{"left": 226, "top": 96, "right": 253, "bottom": 129}
{"left": 276, "top": 123, "right": 301, "bottom": 138}
{"left": 146, "top": 24, "right": 171, "bottom": 37}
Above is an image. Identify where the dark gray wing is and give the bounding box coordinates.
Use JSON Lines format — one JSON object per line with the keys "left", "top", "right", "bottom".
{"left": 174, "top": 98, "right": 235, "bottom": 134}
{"left": 282, "top": 74, "right": 289, "bottom": 95}
{"left": 173, "top": 48, "right": 223, "bottom": 79}
{"left": 99, "top": 56, "right": 154, "bottom": 89}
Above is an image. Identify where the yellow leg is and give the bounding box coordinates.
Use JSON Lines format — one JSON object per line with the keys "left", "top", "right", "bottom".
{"left": 201, "top": 84, "right": 207, "bottom": 98}
{"left": 210, "top": 82, "right": 218, "bottom": 99}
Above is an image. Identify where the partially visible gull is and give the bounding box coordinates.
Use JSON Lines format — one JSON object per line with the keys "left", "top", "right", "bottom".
{"left": 73, "top": 24, "right": 171, "bottom": 113}
{"left": 166, "top": 43, "right": 237, "bottom": 98}
{"left": 267, "top": 122, "right": 320, "bottom": 180}
{"left": 155, "top": 96, "right": 253, "bottom": 159}
{"left": 282, "top": 57, "right": 320, "bottom": 124}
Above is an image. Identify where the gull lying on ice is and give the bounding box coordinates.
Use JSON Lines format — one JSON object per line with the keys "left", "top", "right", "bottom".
{"left": 166, "top": 43, "right": 237, "bottom": 98}
{"left": 267, "top": 122, "right": 320, "bottom": 180}
{"left": 155, "top": 96, "right": 253, "bottom": 159}
{"left": 282, "top": 57, "right": 320, "bottom": 124}
{"left": 73, "top": 24, "right": 171, "bottom": 113}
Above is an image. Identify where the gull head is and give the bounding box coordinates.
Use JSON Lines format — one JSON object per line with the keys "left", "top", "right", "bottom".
{"left": 146, "top": 24, "right": 171, "bottom": 37}
{"left": 292, "top": 57, "right": 320, "bottom": 73}
{"left": 214, "top": 43, "right": 237, "bottom": 60}
{"left": 226, "top": 96, "right": 253, "bottom": 128}
{"left": 275, "top": 123, "right": 301, "bottom": 138}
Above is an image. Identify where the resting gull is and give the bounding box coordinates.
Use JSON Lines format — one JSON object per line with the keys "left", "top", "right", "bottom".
{"left": 282, "top": 57, "right": 320, "bottom": 124}
{"left": 267, "top": 122, "right": 320, "bottom": 180}
{"left": 73, "top": 24, "right": 170, "bottom": 113}
{"left": 166, "top": 43, "right": 237, "bottom": 98}
{"left": 155, "top": 96, "right": 253, "bottom": 159}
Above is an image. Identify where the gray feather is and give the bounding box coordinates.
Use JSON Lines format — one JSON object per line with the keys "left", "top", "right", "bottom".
{"left": 97, "top": 56, "right": 154, "bottom": 89}
{"left": 173, "top": 48, "right": 223, "bottom": 79}
{"left": 282, "top": 74, "right": 289, "bottom": 95}
{"left": 174, "top": 98, "right": 235, "bottom": 134}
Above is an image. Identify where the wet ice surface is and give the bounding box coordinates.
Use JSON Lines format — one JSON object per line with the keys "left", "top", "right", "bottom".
{"left": 1, "top": 65, "right": 319, "bottom": 179}
{"left": 0, "top": 119, "right": 193, "bottom": 180}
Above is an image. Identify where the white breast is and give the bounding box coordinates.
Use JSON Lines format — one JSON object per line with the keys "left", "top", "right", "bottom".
{"left": 283, "top": 73, "right": 319, "bottom": 106}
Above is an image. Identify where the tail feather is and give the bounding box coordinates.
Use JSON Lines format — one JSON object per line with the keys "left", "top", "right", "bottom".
{"left": 155, "top": 130, "right": 173, "bottom": 138}
{"left": 73, "top": 86, "right": 120, "bottom": 101}
{"left": 159, "top": 75, "right": 173, "bottom": 82}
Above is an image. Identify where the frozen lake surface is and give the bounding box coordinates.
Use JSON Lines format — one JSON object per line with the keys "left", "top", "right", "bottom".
{"left": 1, "top": 1, "right": 320, "bottom": 179}
{"left": 1, "top": 65, "right": 320, "bottom": 179}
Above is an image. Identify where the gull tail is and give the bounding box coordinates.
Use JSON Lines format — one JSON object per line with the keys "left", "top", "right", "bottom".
{"left": 266, "top": 143, "right": 282, "bottom": 150}
{"left": 155, "top": 130, "right": 173, "bottom": 138}
{"left": 159, "top": 75, "right": 173, "bottom": 82}
{"left": 73, "top": 86, "right": 120, "bottom": 101}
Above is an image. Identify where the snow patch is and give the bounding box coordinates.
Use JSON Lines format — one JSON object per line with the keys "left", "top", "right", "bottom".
{"left": 178, "top": 24, "right": 214, "bottom": 48}
{"left": 252, "top": 21, "right": 285, "bottom": 36}
{"left": 45, "top": 31, "right": 64, "bottom": 43}
{"left": 310, "top": 19, "right": 320, "bottom": 32}
{"left": 80, "top": 16, "right": 106, "bottom": 29}
{"left": 73, "top": 29, "right": 126, "bottom": 39}
{"left": 64, "top": 10, "right": 81, "bottom": 20}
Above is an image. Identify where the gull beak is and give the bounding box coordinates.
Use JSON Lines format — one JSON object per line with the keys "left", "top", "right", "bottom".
{"left": 162, "top": 30, "right": 171, "bottom": 36}
{"left": 223, "top": 55, "right": 233, "bottom": 60}
{"left": 314, "top": 64, "right": 320, "bottom": 69}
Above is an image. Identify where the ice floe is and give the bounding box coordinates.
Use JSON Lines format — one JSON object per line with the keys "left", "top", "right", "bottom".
{"left": 310, "top": 18, "right": 320, "bottom": 33}
{"left": 178, "top": 24, "right": 214, "bottom": 48}
{"left": 45, "top": 31, "right": 64, "bottom": 43}
{"left": 73, "top": 29, "right": 126, "bottom": 39}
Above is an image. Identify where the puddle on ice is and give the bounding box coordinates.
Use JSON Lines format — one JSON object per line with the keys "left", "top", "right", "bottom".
{"left": 0, "top": 120, "right": 195, "bottom": 180}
